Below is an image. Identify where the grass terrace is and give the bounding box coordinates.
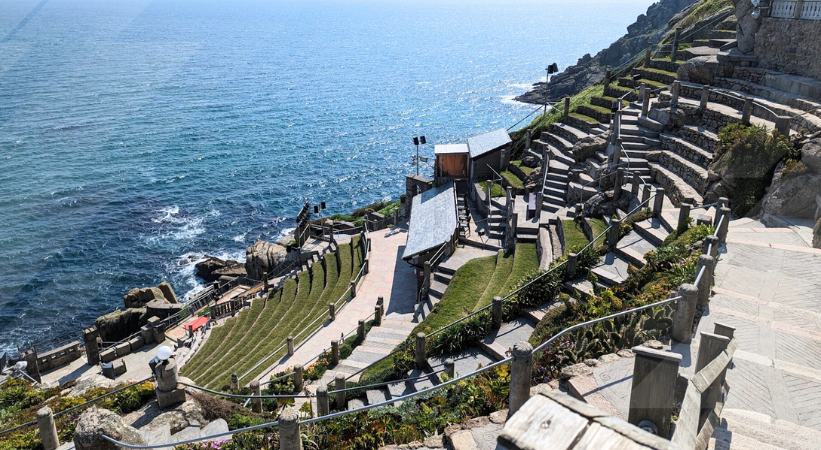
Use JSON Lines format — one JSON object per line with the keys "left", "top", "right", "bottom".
{"left": 182, "top": 236, "right": 365, "bottom": 388}
{"left": 478, "top": 180, "right": 506, "bottom": 198}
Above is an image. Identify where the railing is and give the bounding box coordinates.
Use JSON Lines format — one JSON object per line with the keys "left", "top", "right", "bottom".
{"left": 771, "top": 0, "right": 821, "bottom": 20}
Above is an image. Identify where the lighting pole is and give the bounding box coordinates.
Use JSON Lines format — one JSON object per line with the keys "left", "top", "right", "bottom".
{"left": 544, "top": 62, "right": 559, "bottom": 115}
{"left": 412, "top": 135, "right": 427, "bottom": 176}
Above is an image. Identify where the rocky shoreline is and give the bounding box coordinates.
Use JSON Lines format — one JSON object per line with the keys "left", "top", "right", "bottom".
{"left": 516, "top": 0, "right": 698, "bottom": 104}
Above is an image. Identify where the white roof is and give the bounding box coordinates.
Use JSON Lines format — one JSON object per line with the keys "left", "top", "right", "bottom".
{"left": 435, "top": 143, "right": 469, "bottom": 155}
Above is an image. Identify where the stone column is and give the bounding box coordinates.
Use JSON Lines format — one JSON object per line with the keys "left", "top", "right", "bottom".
{"left": 83, "top": 327, "right": 101, "bottom": 366}
{"left": 334, "top": 373, "right": 346, "bottom": 410}
{"left": 230, "top": 373, "right": 239, "bottom": 392}
{"left": 328, "top": 303, "right": 336, "bottom": 321}
{"left": 374, "top": 305, "right": 382, "bottom": 326}
{"left": 293, "top": 366, "right": 304, "bottom": 392}
{"left": 331, "top": 340, "right": 340, "bottom": 366}
{"left": 250, "top": 380, "right": 262, "bottom": 413}
{"left": 703, "top": 235, "right": 719, "bottom": 258}
{"left": 492, "top": 297, "right": 503, "bottom": 328}
{"left": 611, "top": 138, "right": 623, "bottom": 169}
{"left": 156, "top": 357, "right": 186, "bottom": 409}
{"left": 563, "top": 97, "right": 570, "bottom": 119}
{"left": 287, "top": 336, "right": 295, "bottom": 356}
{"left": 363, "top": 257, "right": 369, "bottom": 275}
{"left": 608, "top": 219, "right": 621, "bottom": 251}
{"left": 640, "top": 84, "right": 650, "bottom": 117}
{"left": 775, "top": 115, "right": 791, "bottom": 136}
{"left": 415, "top": 333, "right": 427, "bottom": 368}
{"left": 357, "top": 320, "right": 366, "bottom": 342}
{"left": 509, "top": 342, "right": 533, "bottom": 415}
{"left": 22, "top": 348, "right": 41, "bottom": 383}
{"left": 742, "top": 97, "right": 753, "bottom": 125}
{"left": 699, "top": 87, "right": 710, "bottom": 113}
{"left": 279, "top": 406, "right": 302, "bottom": 450}
{"left": 567, "top": 253, "right": 578, "bottom": 278}
{"left": 316, "top": 385, "right": 330, "bottom": 416}
{"left": 717, "top": 207, "right": 731, "bottom": 244}
{"left": 677, "top": 203, "right": 691, "bottom": 232}
{"left": 696, "top": 255, "right": 716, "bottom": 308}
{"left": 628, "top": 346, "right": 682, "bottom": 437}
{"left": 695, "top": 332, "right": 731, "bottom": 422}
{"left": 613, "top": 168, "right": 624, "bottom": 201}
{"left": 444, "top": 358, "right": 455, "bottom": 378}
{"left": 652, "top": 187, "right": 665, "bottom": 217}
{"left": 632, "top": 173, "right": 641, "bottom": 198}
{"left": 37, "top": 407, "right": 60, "bottom": 450}
{"left": 672, "top": 284, "right": 699, "bottom": 343}
{"left": 670, "top": 81, "right": 680, "bottom": 113}
{"left": 642, "top": 184, "right": 652, "bottom": 205}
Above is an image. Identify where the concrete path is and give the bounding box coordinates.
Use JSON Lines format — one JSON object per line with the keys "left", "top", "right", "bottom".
{"left": 255, "top": 226, "right": 418, "bottom": 381}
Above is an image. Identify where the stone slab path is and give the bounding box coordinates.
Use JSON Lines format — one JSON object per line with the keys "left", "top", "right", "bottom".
{"left": 255, "top": 226, "right": 418, "bottom": 381}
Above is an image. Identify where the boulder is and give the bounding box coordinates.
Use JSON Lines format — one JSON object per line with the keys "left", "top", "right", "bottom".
{"left": 802, "top": 139, "right": 821, "bottom": 173}
{"left": 158, "top": 282, "right": 178, "bottom": 304}
{"left": 123, "top": 287, "right": 166, "bottom": 309}
{"left": 733, "top": 0, "right": 761, "bottom": 54}
{"left": 761, "top": 166, "right": 821, "bottom": 219}
{"left": 74, "top": 406, "right": 146, "bottom": 450}
{"left": 814, "top": 218, "right": 821, "bottom": 249}
{"left": 245, "top": 240, "right": 289, "bottom": 280}
{"left": 677, "top": 56, "right": 719, "bottom": 85}
{"left": 195, "top": 256, "right": 243, "bottom": 283}
{"left": 572, "top": 135, "right": 608, "bottom": 162}
{"left": 95, "top": 308, "right": 146, "bottom": 342}
{"left": 522, "top": 155, "right": 540, "bottom": 168}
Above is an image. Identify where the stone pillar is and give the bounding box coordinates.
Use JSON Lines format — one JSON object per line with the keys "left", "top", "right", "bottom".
{"left": 287, "top": 336, "right": 294, "bottom": 356}
{"left": 415, "top": 333, "right": 427, "bottom": 368}
{"left": 334, "top": 373, "right": 346, "bottom": 410}
{"left": 611, "top": 138, "right": 623, "bottom": 169}
{"left": 717, "top": 207, "right": 731, "bottom": 244}
{"left": 363, "top": 257, "right": 369, "bottom": 275}
{"left": 695, "top": 332, "right": 731, "bottom": 422}
{"left": 677, "top": 203, "right": 691, "bottom": 232}
{"left": 632, "top": 173, "right": 642, "bottom": 198}
{"left": 444, "top": 358, "right": 455, "bottom": 378}
{"left": 316, "top": 385, "right": 330, "bottom": 416}
{"left": 640, "top": 84, "right": 650, "bottom": 117}
{"left": 795, "top": 0, "right": 806, "bottom": 18}
{"left": 775, "top": 115, "right": 791, "bottom": 136}
{"left": 250, "top": 380, "right": 262, "bottom": 413}
{"left": 509, "top": 342, "right": 533, "bottom": 415}
{"left": 670, "top": 81, "right": 680, "bottom": 112}
{"left": 628, "top": 346, "right": 682, "bottom": 437}
{"left": 608, "top": 219, "right": 621, "bottom": 251}
{"left": 293, "top": 366, "right": 304, "bottom": 391}
{"left": 230, "top": 373, "right": 239, "bottom": 392}
{"left": 331, "top": 340, "right": 340, "bottom": 366}
{"left": 263, "top": 272, "right": 269, "bottom": 292}
{"left": 22, "top": 348, "right": 41, "bottom": 383}
{"left": 37, "top": 407, "right": 60, "bottom": 450}
{"left": 718, "top": 196, "right": 729, "bottom": 209}
{"left": 670, "top": 27, "right": 680, "bottom": 62}
{"left": 699, "top": 87, "right": 710, "bottom": 112}
{"left": 672, "top": 284, "right": 699, "bottom": 343}
{"left": 703, "top": 235, "right": 719, "bottom": 258}
{"left": 374, "top": 305, "right": 382, "bottom": 326}
{"left": 604, "top": 69, "right": 612, "bottom": 91}
{"left": 742, "top": 97, "right": 753, "bottom": 125}
{"left": 652, "top": 188, "right": 665, "bottom": 217}
{"left": 83, "top": 327, "right": 101, "bottom": 366}
{"left": 279, "top": 406, "right": 302, "bottom": 450}
{"left": 567, "top": 253, "right": 578, "bottom": 278}
{"left": 328, "top": 303, "right": 336, "bottom": 321}
{"left": 563, "top": 96, "right": 570, "bottom": 119}
{"left": 696, "top": 255, "right": 716, "bottom": 308}
{"left": 357, "top": 320, "right": 366, "bottom": 342}
{"left": 613, "top": 168, "right": 624, "bottom": 200}
{"left": 642, "top": 184, "right": 652, "bottom": 205}
{"left": 349, "top": 280, "right": 356, "bottom": 298}
{"left": 155, "top": 357, "right": 186, "bottom": 409}
{"left": 492, "top": 296, "right": 503, "bottom": 328}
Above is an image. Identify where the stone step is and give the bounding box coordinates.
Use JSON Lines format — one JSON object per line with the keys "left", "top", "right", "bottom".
{"left": 545, "top": 179, "right": 566, "bottom": 191}
{"left": 632, "top": 218, "right": 670, "bottom": 247}
{"left": 716, "top": 76, "right": 821, "bottom": 115}
{"left": 347, "top": 398, "right": 365, "bottom": 410}
{"left": 660, "top": 134, "right": 714, "bottom": 167}
{"left": 543, "top": 186, "right": 566, "bottom": 199}
{"left": 541, "top": 131, "right": 574, "bottom": 152}
{"left": 709, "top": 38, "right": 736, "bottom": 49}
{"left": 647, "top": 58, "right": 683, "bottom": 73}
{"left": 428, "top": 347, "right": 499, "bottom": 377}
{"left": 591, "top": 252, "right": 633, "bottom": 286}
{"left": 549, "top": 146, "right": 575, "bottom": 167}
{"left": 709, "top": 29, "right": 736, "bottom": 40}
{"left": 365, "top": 387, "right": 391, "bottom": 405}
{"left": 481, "top": 317, "right": 537, "bottom": 360}
{"left": 676, "top": 125, "right": 719, "bottom": 153}
{"left": 550, "top": 122, "right": 590, "bottom": 143}
{"left": 647, "top": 162, "right": 705, "bottom": 206}
{"left": 576, "top": 104, "right": 612, "bottom": 124}
{"left": 709, "top": 408, "right": 821, "bottom": 450}
{"left": 647, "top": 150, "right": 709, "bottom": 193}
{"left": 547, "top": 172, "right": 569, "bottom": 184}
{"left": 613, "top": 229, "right": 658, "bottom": 268}
{"left": 633, "top": 67, "right": 677, "bottom": 85}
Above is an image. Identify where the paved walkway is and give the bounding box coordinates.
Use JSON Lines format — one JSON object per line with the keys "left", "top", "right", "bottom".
{"left": 255, "top": 226, "right": 418, "bottom": 380}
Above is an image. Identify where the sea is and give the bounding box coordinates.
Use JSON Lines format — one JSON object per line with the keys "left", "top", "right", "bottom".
{"left": 0, "top": 0, "right": 653, "bottom": 354}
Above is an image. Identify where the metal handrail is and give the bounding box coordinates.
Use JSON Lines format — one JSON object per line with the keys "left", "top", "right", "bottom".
{"left": 102, "top": 419, "right": 281, "bottom": 449}
{"left": 179, "top": 382, "right": 313, "bottom": 399}
{"left": 328, "top": 369, "right": 446, "bottom": 394}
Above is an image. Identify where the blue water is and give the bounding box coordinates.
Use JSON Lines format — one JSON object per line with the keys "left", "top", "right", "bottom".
{"left": 0, "top": 0, "right": 652, "bottom": 353}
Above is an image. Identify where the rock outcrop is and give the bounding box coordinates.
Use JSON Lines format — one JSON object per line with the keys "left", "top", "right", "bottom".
{"left": 761, "top": 139, "right": 821, "bottom": 220}
{"left": 123, "top": 282, "right": 178, "bottom": 308}
{"left": 95, "top": 308, "right": 146, "bottom": 342}
{"left": 516, "top": 0, "right": 697, "bottom": 103}
{"left": 677, "top": 56, "right": 719, "bottom": 85}
{"left": 74, "top": 406, "right": 146, "bottom": 450}
{"left": 245, "top": 240, "right": 290, "bottom": 280}
{"left": 195, "top": 256, "right": 244, "bottom": 283}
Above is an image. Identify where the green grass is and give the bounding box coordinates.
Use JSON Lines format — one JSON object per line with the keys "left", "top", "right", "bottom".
{"left": 182, "top": 237, "right": 364, "bottom": 388}
{"left": 633, "top": 78, "right": 668, "bottom": 89}
{"left": 501, "top": 170, "right": 525, "bottom": 190}
{"left": 526, "top": 84, "right": 604, "bottom": 133}
{"left": 568, "top": 112, "right": 599, "bottom": 125}
{"left": 638, "top": 66, "right": 678, "bottom": 78}
{"left": 476, "top": 250, "right": 514, "bottom": 309}
{"left": 510, "top": 160, "right": 536, "bottom": 176}
{"left": 479, "top": 181, "right": 506, "bottom": 198}
{"left": 580, "top": 103, "right": 612, "bottom": 115}
{"left": 588, "top": 218, "right": 608, "bottom": 247}
{"left": 562, "top": 220, "right": 589, "bottom": 255}
{"left": 498, "top": 243, "right": 540, "bottom": 294}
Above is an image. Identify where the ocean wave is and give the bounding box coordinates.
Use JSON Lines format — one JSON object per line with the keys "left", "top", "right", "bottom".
{"left": 174, "top": 249, "right": 246, "bottom": 301}
{"left": 146, "top": 207, "right": 221, "bottom": 243}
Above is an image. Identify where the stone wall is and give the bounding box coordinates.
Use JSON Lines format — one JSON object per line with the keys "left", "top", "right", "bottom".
{"left": 754, "top": 18, "right": 821, "bottom": 79}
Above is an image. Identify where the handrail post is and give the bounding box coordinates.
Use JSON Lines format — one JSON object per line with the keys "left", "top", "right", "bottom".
{"left": 37, "top": 407, "right": 60, "bottom": 450}
{"left": 293, "top": 366, "right": 304, "bottom": 392}
{"left": 703, "top": 235, "right": 719, "bottom": 258}
{"left": 631, "top": 173, "right": 641, "bottom": 198}
{"left": 672, "top": 284, "right": 699, "bottom": 343}
{"left": 250, "top": 380, "right": 262, "bottom": 413}
{"left": 604, "top": 69, "right": 612, "bottom": 92}
{"left": 717, "top": 207, "right": 731, "bottom": 245}
{"left": 697, "top": 255, "right": 716, "bottom": 308}
{"left": 287, "top": 336, "right": 295, "bottom": 356}
{"left": 677, "top": 203, "right": 691, "bottom": 232}
{"left": 699, "top": 86, "right": 710, "bottom": 113}
{"left": 775, "top": 115, "right": 791, "bottom": 136}
{"left": 316, "top": 385, "right": 330, "bottom": 416}
{"left": 695, "top": 331, "right": 731, "bottom": 425}
{"left": 642, "top": 184, "right": 652, "bottom": 204}
{"left": 331, "top": 340, "right": 340, "bottom": 366}
{"left": 509, "top": 341, "right": 533, "bottom": 415}
{"left": 742, "top": 97, "right": 753, "bottom": 125}
{"left": 279, "top": 406, "right": 303, "bottom": 450}
{"left": 423, "top": 261, "right": 432, "bottom": 293}
{"left": 640, "top": 83, "right": 650, "bottom": 117}
{"left": 230, "top": 373, "right": 239, "bottom": 392}
{"left": 652, "top": 187, "right": 665, "bottom": 217}
{"left": 567, "top": 253, "right": 579, "bottom": 278}
{"left": 334, "top": 373, "right": 346, "bottom": 410}
{"left": 670, "top": 81, "right": 681, "bottom": 113}
{"left": 415, "top": 333, "right": 427, "bottom": 368}
{"left": 374, "top": 305, "right": 382, "bottom": 326}
{"left": 357, "top": 319, "right": 366, "bottom": 342}
{"left": 614, "top": 167, "right": 624, "bottom": 201}
{"left": 608, "top": 219, "right": 621, "bottom": 251}
{"left": 628, "top": 346, "right": 682, "bottom": 437}
{"left": 492, "top": 296, "right": 503, "bottom": 328}
{"left": 444, "top": 358, "right": 456, "bottom": 378}
{"left": 350, "top": 280, "right": 357, "bottom": 298}
{"left": 328, "top": 303, "right": 336, "bottom": 321}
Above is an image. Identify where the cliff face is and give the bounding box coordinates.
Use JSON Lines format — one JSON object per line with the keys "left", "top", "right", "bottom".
{"left": 516, "top": 0, "right": 697, "bottom": 104}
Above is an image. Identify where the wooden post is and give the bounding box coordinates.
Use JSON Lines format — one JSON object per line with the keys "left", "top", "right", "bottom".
{"left": 374, "top": 305, "right": 382, "bottom": 326}
{"left": 608, "top": 219, "right": 621, "bottom": 251}
{"left": 677, "top": 203, "right": 692, "bottom": 232}
{"left": 703, "top": 235, "right": 719, "bottom": 258}
{"left": 694, "top": 332, "right": 731, "bottom": 425}
{"left": 672, "top": 284, "right": 699, "bottom": 343}
{"left": 331, "top": 340, "right": 340, "bottom": 366}
{"left": 287, "top": 336, "right": 295, "bottom": 356}
{"left": 37, "top": 407, "right": 60, "bottom": 450}
{"left": 742, "top": 97, "right": 753, "bottom": 125}
{"left": 567, "top": 253, "right": 578, "bottom": 278}
{"left": 334, "top": 373, "right": 346, "bottom": 410}
{"left": 328, "top": 303, "right": 336, "bottom": 321}
{"left": 717, "top": 207, "right": 731, "bottom": 244}
{"left": 250, "top": 380, "right": 262, "bottom": 413}
{"left": 279, "top": 406, "right": 303, "bottom": 450}
{"left": 563, "top": 96, "right": 570, "bottom": 119}
{"left": 357, "top": 320, "right": 366, "bottom": 342}
{"left": 628, "top": 346, "right": 682, "bottom": 437}
{"left": 415, "top": 333, "right": 427, "bottom": 368}
{"left": 293, "top": 366, "right": 304, "bottom": 391}
{"left": 492, "top": 296, "right": 503, "bottom": 328}
{"left": 509, "top": 342, "right": 533, "bottom": 415}
{"left": 317, "top": 385, "right": 330, "bottom": 416}
{"left": 653, "top": 187, "right": 665, "bottom": 217}
{"left": 642, "top": 184, "right": 652, "bottom": 205}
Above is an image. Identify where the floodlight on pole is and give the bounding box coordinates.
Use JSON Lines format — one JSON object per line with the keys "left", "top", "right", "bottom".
{"left": 544, "top": 63, "right": 559, "bottom": 114}
{"left": 412, "top": 135, "right": 427, "bottom": 176}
